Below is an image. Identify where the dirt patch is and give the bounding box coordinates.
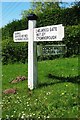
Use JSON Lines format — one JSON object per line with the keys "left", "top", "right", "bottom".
{"left": 3, "top": 88, "right": 17, "bottom": 94}
{"left": 10, "top": 76, "right": 27, "bottom": 83}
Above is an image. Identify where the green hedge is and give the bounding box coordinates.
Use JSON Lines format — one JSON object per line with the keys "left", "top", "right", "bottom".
{"left": 2, "top": 25, "right": 80, "bottom": 64}
{"left": 2, "top": 38, "right": 28, "bottom": 64}
{"left": 64, "top": 25, "right": 80, "bottom": 56}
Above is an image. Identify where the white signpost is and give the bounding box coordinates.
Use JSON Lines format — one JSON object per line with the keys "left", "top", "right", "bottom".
{"left": 13, "top": 14, "right": 64, "bottom": 90}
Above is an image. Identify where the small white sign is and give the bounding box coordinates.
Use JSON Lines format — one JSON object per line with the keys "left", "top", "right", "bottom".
{"left": 13, "top": 30, "right": 29, "bottom": 42}
{"left": 34, "top": 24, "right": 64, "bottom": 41}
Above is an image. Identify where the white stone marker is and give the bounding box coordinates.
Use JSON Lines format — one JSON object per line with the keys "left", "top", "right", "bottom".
{"left": 27, "top": 14, "right": 38, "bottom": 90}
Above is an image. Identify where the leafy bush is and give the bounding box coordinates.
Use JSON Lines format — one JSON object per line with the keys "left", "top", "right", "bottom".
{"left": 64, "top": 25, "right": 80, "bottom": 57}
{"left": 2, "top": 38, "right": 28, "bottom": 64}
{"left": 2, "top": 19, "right": 28, "bottom": 40}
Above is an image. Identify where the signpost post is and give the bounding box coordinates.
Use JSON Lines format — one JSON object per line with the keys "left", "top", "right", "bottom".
{"left": 13, "top": 14, "right": 64, "bottom": 90}
{"left": 27, "top": 14, "right": 38, "bottom": 90}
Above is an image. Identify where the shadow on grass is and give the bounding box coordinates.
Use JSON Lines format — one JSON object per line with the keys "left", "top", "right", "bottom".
{"left": 39, "top": 74, "right": 80, "bottom": 88}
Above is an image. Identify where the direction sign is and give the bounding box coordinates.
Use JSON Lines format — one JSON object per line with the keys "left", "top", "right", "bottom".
{"left": 34, "top": 24, "right": 64, "bottom": 41}
{"left": 13, "top": 30, "right": 29, "bottom": 42}
{"left": 13, "top": 24, "right": 64, "bottom": 42}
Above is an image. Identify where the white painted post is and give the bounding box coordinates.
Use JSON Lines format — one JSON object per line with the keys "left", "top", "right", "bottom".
{"left": 27, "top": 14, "right": 38, "bottom": 90}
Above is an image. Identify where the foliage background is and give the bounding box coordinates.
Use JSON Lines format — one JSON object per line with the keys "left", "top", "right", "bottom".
{"left": 1, "top": 2, "right": 80, "bottom": 64}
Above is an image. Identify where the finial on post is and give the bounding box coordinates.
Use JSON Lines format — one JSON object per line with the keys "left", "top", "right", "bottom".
{"left": 27, "top": 14, "right": 38, "bottom": 20}
{"left": 27, "top": 13, "right": 38, "bottom": 90}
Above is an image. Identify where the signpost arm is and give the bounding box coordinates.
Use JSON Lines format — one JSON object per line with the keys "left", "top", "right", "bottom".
{"left": 27, "top": 14, "right": 38, "bottom": 90}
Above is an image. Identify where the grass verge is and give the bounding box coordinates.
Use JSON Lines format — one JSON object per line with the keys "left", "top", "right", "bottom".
{"left": 2, "top": 56, "right": 79, "bottom": 119}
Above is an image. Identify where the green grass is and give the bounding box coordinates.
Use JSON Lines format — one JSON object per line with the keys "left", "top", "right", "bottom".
{"left": 2, "top": 56, "right": 79, "bottom": 119}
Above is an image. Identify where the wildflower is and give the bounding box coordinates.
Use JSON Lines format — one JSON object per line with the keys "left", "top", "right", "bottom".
{"left": 14, "top": 111, "right": 16, "bottom": 113}
{"left": 44, "top": 96, "right": 47, "bottom": 100}
{"left": 17, "top": 96, "right": 20, "bottom": 99}
{"left": 22, "top": 111, "right": 24, "bottom": 114}
{"left": 6, "top": 115, "right": 9, "bottom": 119}
{"left": 21, "top": 115, "right": 24, "bottom": 119}
{"left": 29, "top": 114, "right": 32, "bottom": 117}
{"left": 38, "top": 116, "right": 40, "bottom": 118}
{"left": 65, "top": 84, "right": 68, "bottom": 87}
{"left": 28, "top": 98, "right": 30, "bottom": 100}
{"left": 46, "top": 92, "right": 51, "bottom": 95}
{"left": 47, "top": 116, "right": 50, "bottom": 118}
{"left": 27, "top": 104, "right": 29, "bottom": 107}
{"left": 27, "top": 102, "right": 28, "bottom": 104}
{"left": 61, "top": 92, "right": 65, "bottom": 95}
{"left": 11, "top": 115, "right": 14, "bottom": 118}
{"left": 23, "top": 113, "right": 25, "bottom": 116}
{"left": 33, "top": 113, "right": 35, "bottom": 116}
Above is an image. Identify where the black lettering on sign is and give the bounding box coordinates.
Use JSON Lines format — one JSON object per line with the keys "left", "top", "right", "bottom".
{"left": 15, "top": 33, "right": 21, "bottom": 38}
{"left": 41, "top": 32, "right": 46, "bottom": 36}
{"left": 36, "top": 33, "right": 41, "bottom": 37}
{"left": 36, "top": 35, "right": 57, "bottom": 40}
{"left": 36, "top": 28, "right": 49, "bottom": 33}
{"left": 15, "top": 33, "right": 28, "bottom": 40}
{"left": 50, "top": 27, "right": 57, "bottom": 31}
{"left": 37, "top": 29, "right": 40, "bottom": 32}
